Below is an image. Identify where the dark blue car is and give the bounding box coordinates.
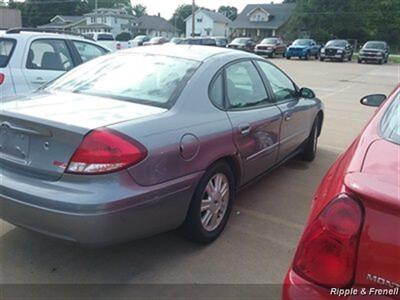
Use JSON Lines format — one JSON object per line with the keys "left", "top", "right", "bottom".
{"left": 286, "top": 39, "right": 321, "bottom": 60}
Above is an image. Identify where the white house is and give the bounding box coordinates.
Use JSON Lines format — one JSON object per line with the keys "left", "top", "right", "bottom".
{"left": 185, "top": 9, "right": 230, "bottom": 37}
{"left": 73, "top": 8, "right": 137, "bottom": 37}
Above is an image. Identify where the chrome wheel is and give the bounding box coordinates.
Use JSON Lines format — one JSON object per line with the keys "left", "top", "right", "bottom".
{"left": 200, "top": 173, "right": 229, "bottom": 232}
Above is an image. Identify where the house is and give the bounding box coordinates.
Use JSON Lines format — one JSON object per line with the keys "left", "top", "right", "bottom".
{"left": 73, "top": 8, "right": 136, "bottom": 37}
{"left": 38, "top": 15, "right": 86, "bottom": 31}
{"left": 229, "top": 3, "right": 295, "bottom": 40}
{"left": 185, "top": 9, "right": 231, "bottom": 37}
{"left": 0, "top": 8, "right": 22, "bottom": 28}
{"left": 134, "top": 15, "right": 178, "bottom": 39}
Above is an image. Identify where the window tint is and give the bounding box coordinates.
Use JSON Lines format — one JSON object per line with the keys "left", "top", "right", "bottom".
{"left": 225, "top": 61, "right": 269, "bottom": 109}
{"left": 210, "top": 73, "right": 224, "bottom": 107}
{"left": 73, "top": 41, "right": 108, "bottom": 63}
{"left": 0, "top": 38, "right": 16, "bottom": 67}
{"left": 27, "top": 39, "right": 73, "bottom": 71}
{"left": 256, "top": 61, "right": 297, "bottom": 102}
{"left": 46, "top": 53, "right": 200, "bottom": 107}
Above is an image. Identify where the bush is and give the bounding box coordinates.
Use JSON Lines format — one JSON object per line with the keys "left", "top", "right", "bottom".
{"left": 116, "top": 32, "right": 132, "bottom": 41}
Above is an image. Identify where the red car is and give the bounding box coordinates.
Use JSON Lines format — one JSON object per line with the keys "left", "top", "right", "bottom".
{"left": 283, "top": 84, "right": 400, "bottom": 299}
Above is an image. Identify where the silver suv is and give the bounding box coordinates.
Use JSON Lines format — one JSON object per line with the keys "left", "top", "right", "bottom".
{"left": 0, "top": 29, "right": 110, "bottom": 99}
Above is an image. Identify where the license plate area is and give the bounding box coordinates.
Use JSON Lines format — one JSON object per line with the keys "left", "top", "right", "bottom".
{"left": 0, "top": 128, "right": 30, "bottom": 160}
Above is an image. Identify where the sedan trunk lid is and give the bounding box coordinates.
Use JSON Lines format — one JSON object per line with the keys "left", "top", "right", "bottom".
{"left": 344, "top": 139, "right": 400, "bottom": 292}
{"left": 0, "top": 91, "right": 166, "bottom": 180}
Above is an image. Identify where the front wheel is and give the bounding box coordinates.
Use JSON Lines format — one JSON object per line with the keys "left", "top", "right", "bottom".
{"left": 286, "top": 56, "right": 291, "bottom": 60}
{"left": 182, "top": 162, "right": 235, "bottom": 243}
{"left": 299, "top": 117, "right": 320, "bottom": 162}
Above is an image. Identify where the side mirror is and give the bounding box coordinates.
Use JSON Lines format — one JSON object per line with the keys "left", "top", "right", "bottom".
{"left": 360, "top": 94, "right": 386, "bottom": 107}
{"left": 299, "top": 87, "right": 316, "bottom": 99}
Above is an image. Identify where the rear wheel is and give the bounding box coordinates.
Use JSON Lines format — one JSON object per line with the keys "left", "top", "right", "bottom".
{"left": 182, "top": 162, "right": 235, "bottom": 243}
{"left": 299, "top": 117, "right": 320, "bottom": 162}
{"left": 286, "top": 56, "right": 291, "bottom": 60}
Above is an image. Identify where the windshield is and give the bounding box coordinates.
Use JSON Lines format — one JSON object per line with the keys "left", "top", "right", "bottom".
{"left": 261, "top": 38, "right": 278, "bottom": 44}
{"left": 380, "top": 92, "right": 400, "bottom": 144}
{"left": 293, "top": 39, "right": 311, "bottom": 46}
{"left": 0, "top": 38, "right": 16, "bottom": 67}
{"left": 232, "top": 38, "right": 249, "bottom": 44}
{"left": 364, "top": 42, "right": 386, "bottom": 50}
{"left": 45, "top": 53, "right": 200, "bottom": 107}
{"left": 326, "top": 40, "right": 347, "bottom": 47}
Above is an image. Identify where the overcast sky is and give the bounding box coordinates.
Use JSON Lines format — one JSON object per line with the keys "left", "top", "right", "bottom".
{"left": 131, "top": 0, "right": 283, "bottom": 19}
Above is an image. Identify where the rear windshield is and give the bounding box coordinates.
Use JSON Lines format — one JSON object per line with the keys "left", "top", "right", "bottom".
{"left": 0, "top": 38, "right": 16, "bottom": 67}
{"left": 97, "top": 34, "right": 114, "bottom": 41}
{"left": 45, "top": 53, "right": 201, "bottom": 108}
{"left": 380, "top": 91, "right": 400, "bottom": 144}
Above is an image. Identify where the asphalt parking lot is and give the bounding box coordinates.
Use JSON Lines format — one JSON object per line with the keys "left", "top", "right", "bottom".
{"left": 1, "top": 59, "right": 399, "bottom": 289}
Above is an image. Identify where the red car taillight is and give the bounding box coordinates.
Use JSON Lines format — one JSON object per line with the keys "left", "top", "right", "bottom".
{"left": 66, "top": 128, "right": 147, "bottom": 175}
{"left": 293, "top": 194, "right": 364, "bottom": 288}
{"left": 0, "top": 73, "right": 5, "bottom": 85}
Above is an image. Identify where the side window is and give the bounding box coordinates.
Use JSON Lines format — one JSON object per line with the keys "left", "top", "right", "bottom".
{"left": 72, "top": 41, "right": 108, "bottom": 63}
{"left": 209, "top": 73, "right": 224, "bottom": 108}
{"left": 256, "top": 61, "right": 297, "bottom": 103}
{"left": 27, "top": 39, "right": 73, "bottom": 71}
{"left": 225, "top": 60, "right": 269, "bottom": 109}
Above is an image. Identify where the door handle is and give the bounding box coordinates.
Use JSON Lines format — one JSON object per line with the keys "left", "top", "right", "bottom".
{"left": 31, "top": 77, "right": 46, "bottom": 84}
{"left": 239, "top": 124, "right": 252, "bottom": 136}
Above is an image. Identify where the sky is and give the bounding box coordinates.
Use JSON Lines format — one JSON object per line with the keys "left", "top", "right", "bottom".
{"left": 131, "top": 0, "right": 283, "bottom": 19}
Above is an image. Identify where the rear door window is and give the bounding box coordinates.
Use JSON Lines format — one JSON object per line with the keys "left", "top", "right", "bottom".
{"left": 26, "top": 39, "right": 74, "bottom": 71}
{"left": 0, "top": 38, "right": 16, "bottom": 67}
{"left": 72, "top": 41, "right": 108, "bottom": 63}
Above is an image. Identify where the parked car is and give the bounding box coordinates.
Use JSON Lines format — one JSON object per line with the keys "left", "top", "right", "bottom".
{"left": 130, "top": 35, "right": 151, "bottom": 47}
{"left": 0, "top": 29, "right": 110, "bottom": 98}
{"left": 181, "top": 37, "right": 217, "bottom": 46}
{"left": 255, "top": 37, "right": 287, "bottom": 58}
{"left": 286, "top": 39, "right": 320, "bottom": 60}
{"left": 213, "top": 37, "right": 228, "bottom": 48}
{"left": 227, "top": 37, "right": 257, "bottom": 52}
{"left": 0, "top": 45, "right": 323, "bottom": 245}
{"left": 320, "top": 39, "right": 353, "bottom": 62}
{"left": 143, "top": 37, "right": 168, "bottom": 46}
{"left": 358, "top": 41, "right": 389, "bottom": 64}
{"left": 283, "top": 84, "right": 400, "bottom": 299}
{"left": 84, "top": 32, "right": 131, "bottom": 52}
{"left": 166, "top": 37, "right": 183, "bottom": 45}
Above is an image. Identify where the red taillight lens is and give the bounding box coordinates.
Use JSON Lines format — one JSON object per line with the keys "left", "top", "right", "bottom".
{"left": 293, "top": 194, "right": 363, "bottom": 288}
{"left": 66, "top": 128, "right": 147, "bottom": 175}
{"left": 0, "top": 73, "right": 5, "bottom": 85}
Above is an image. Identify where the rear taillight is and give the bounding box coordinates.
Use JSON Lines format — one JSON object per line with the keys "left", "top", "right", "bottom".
{"left": 66, "top": 128, "right": 147, "bottom": 175}
{"left": 0, "top": 73, "right": 4, "bottom": 85}
{"left": 293, "top": 194, "right": 364, "bottom": 288}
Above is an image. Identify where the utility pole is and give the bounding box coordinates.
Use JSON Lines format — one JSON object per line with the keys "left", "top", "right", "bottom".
{"left": 191, "top": 0, "right": 195, "bottom": 37}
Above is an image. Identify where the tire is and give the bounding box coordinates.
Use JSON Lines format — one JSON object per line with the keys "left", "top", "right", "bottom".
{"left": 182, "top": 161, "right": 235, "bottom": 243}
{"left": 304, "top": 52, "right": 310, "bottom": 60}
{"left": 358, "top": 58, "right": 362, "bottom": 64}
{"left": 378, "top": 59, "right": 383, "bottom": 65}
{"left": 348, "top": 54, "right": 352, "bottom": 61}
{"left": 299, "top": 117, "right": 320, "bottom": 162}
{"left": 286, "top": 56, "right": 291, "bottom": 60}
{"left": 268, "top": 52, "right": 273, "bottom": 58}
{"left": 282, "top": 51, "right": 286, "bottom": 58}
{"left": 320, "top": 57, "right": 324, "bottom": 61}
{"left": 315, "top": 53, "right": 319, "bottom": 59}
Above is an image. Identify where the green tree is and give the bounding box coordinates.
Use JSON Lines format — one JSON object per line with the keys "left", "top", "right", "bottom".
{"left": 132, "top": 4, "right": 147, "bottom": 17}
{"left": 86, "top": 0, "right": 132, "bottom": 11}
{"left": 285, "top": 0, "right": 400, "bottom": 48}
{"left": 170, "top": 4, "right": 198, "bottom": 35}
{"left": 217, "top": 6, "right": 238, "bottom": 21}
{"left": 116, "top": 31, "right": 132, "bottom": 41}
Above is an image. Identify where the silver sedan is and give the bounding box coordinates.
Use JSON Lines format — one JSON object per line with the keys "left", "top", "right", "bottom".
{"left": 0, "top": 45, "right": 323, "bottom": 245}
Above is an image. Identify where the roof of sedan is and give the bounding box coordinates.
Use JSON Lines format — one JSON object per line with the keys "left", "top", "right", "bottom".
{"left": 122, "top": 45, "right": 252, "bottom": 61}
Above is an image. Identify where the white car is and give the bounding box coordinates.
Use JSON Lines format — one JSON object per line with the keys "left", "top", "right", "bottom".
{"left": 83, "top": 32, "right": 132, "bottom": 52}
{"left": 0, "top": 29, "right": 110, "bottom": 99}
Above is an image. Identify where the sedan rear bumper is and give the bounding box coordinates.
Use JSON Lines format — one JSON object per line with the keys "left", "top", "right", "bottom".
{"left": 0, "top": 167, "right": 202, "bottom": 245}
